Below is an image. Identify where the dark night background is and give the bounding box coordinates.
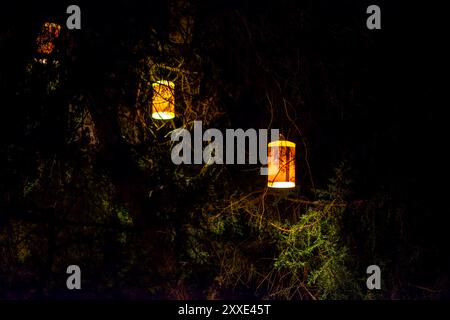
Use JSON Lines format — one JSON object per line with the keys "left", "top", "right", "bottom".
{"left": 0, "top": 0, "right": 448, "bottom": 299}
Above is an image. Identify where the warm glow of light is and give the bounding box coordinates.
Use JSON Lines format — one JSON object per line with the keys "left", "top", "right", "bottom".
{"left": 37, "top": 22, "right": 61, "bottom": 55}
{"left": 268, "top": 182, "right": 296, "bottom": 188}
{"left": 152, "top": 111, "right": 175, "bottom": 120}
{"left": 151, "top": 80, "right": 175, "bottom": 120}
{"left": 268, "top": 140, "right": 296, "bottom": 189}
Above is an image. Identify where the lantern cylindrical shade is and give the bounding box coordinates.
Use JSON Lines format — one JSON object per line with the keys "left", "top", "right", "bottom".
{"left": 37, "top": 22, "right": 61, "bottom": 55}
{"left": 151, "top": 80, "right": 175, "bottom": 120}
{"left": 267, "top": 140, "right": 296, "bottom": 188}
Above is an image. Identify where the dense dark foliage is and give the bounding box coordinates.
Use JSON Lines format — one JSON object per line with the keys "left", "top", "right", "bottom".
{"left": 0, "top": 0, "right": 447, "bottom": 299}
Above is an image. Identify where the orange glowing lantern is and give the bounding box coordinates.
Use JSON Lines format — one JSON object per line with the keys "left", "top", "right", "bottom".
{"left": 151, "top": 80, "right": 175, "bottom": 120}
{"left": 267, "top": 140, "right": 296, "bottom": 188}
{"left": 36, "top": 22, "right": 61, "bottom": 55}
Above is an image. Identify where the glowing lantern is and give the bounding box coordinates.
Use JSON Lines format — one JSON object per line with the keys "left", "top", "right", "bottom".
{"left": 267, "top": 140, "right": 296, "bottom": 188}
{"left": 151, "top": 80, "right": 175, "bottom": 120}
{"left": 36, "top": 22, "right": 61, "bottom": 56}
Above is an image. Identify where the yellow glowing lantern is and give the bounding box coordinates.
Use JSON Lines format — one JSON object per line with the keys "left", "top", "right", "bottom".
{"left": 36, "top": 22, "right": 61, "bottom": 55}
{"left": 151, "top": 80, "right": 175, "bottom": 120}
{"left": 268, "top": 140, "right": 296, "bottom": 188}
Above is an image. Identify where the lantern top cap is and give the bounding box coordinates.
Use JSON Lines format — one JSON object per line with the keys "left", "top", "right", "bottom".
{"left": 42, "top": 22, "right": 61, "bottom": 35}
{"left": 43, "top": 22, "right": 61, "bottom": 28}
{"left": 268, "top": 140, "right": 295, "bottom": 148}
{"left": 152, "top": 80, "right": 175, "bottom": 88}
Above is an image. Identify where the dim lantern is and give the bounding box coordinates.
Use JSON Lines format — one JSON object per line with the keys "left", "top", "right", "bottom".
{"left": 151, "top": 80, "right": 175, "bottom": 120}
{"left": 36, "top": 22, "right": 61, "bottom": 55}
{"left": 267, "top": 140, "right": 296, "bottom": 188}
